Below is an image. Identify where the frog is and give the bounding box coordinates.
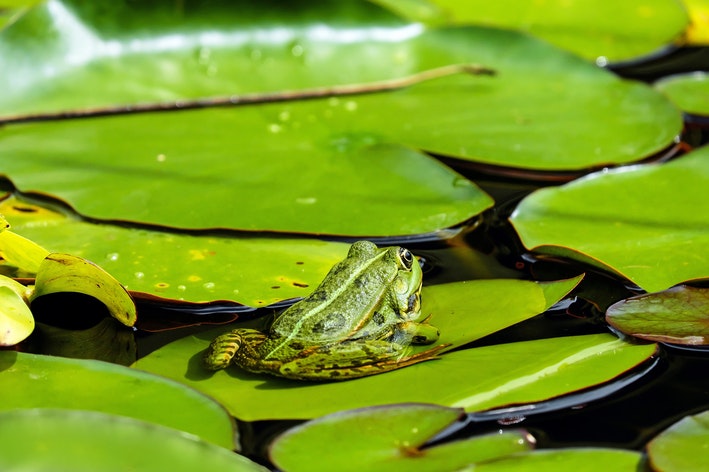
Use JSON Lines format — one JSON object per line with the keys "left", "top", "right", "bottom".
{"left": 203, "top": 240, "right": 448, "bottom": 381}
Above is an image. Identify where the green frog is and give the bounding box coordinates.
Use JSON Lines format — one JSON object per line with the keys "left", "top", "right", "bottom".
{"left": 203, "top": 240, "right": 448, "bottom": 380}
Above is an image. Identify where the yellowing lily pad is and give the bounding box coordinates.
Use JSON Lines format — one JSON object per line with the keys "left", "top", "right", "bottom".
{"left": 606, "top": 285, "right": 709, "bottom": 345}
{"left": 684, "top": 0, "right": 709, "bottom": 45}
{"left": 0, "top": 218, "right": 49, "bottom": 273}
{"left": 270, "top": 404, "right": 533, "bottom": 472}
{"left": 510, "top": 147, "right": 709, "bottom": 293}
{"left": 0, "top": 277, "right": 33, "bottom": 345}
{"left": 32, "top": 253, "right": 137, "bottom": 327}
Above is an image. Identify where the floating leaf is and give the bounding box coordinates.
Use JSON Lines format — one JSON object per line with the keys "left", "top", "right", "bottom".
{"left": 31, "top": 318, "right": 136, "bottom": 365}
{"left": 270, "top": 404, "right": 533, "bottom": 472}
{"left": 414, "top": 276, "right": 583, "bottom": 354}
{"left": 374, "top": 0, "right": 689, "bottom": 62}
{"left": 135, "top": 278, "right": 656, "bottom": 421}
{"left": 472, "top": 448, "right": 642, "bottom": 471}
{"left": 2, "top": 119, "right": 491, "bottom": 235}
{"left": 684, "top": 0, "right": 709, "bottom": 45}
{"left": 607, "top": 285, "right": 709, "bottom": 345}
{"left": 0, "top": 409, "right": 267, "bottom": 472}
{"left": 0, "top": 218, "right": 49, "bottom": 273}
{"left": 655, "top": 71, "right": 709, "bottom": 116}
{"left": 647, "top": 409, "right": 709, "bottom": 471}
{"left": 0, "top": 276, "right": 33, "bottom": 345}
{"left": 0, "top": 351, "right": 236, "bottom": 449}
{"left": 510, "top": 147, "right": 709, "bottom": 293}
{"left": 0, "top": 1, "right": 681, "bottom": 237}
{"left": 136, "top": 332, "right": 656, "bottom": 421}
{"left": 0, "top": 196, "right": 358, "bottom": 305}
{"left": 31, "top": 253, "right": 137, "bottom": 327}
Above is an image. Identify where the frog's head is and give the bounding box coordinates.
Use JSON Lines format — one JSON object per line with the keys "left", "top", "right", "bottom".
{"left": 388, "top": 246, "right": 423, "bottom": 320}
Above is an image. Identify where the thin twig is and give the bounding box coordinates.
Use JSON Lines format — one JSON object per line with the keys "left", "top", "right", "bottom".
{"left": 0, "top": 64, "right": 495, "bottom": 126}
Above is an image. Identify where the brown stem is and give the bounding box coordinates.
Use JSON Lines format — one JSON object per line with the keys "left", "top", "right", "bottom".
{"left": 0, "top": 64, "right": 495, "bottom": 126}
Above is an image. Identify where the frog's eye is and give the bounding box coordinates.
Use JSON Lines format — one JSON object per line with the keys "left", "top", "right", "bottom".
{"left": 397, "top": 248, "right": 414, "bottom": 270}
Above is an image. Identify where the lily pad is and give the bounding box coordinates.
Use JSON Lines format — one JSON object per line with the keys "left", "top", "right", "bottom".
{"left": 0, "top": 213, "right": 49, "bottom": 273}
{"left": 607, "top": 285, "right": 709, "bottom": 345}
{"left": 0, "top": 1, "right": 681, "bottom": 236}
{"left": 684, "top": 0, "right": 709, "bottom": 45}
{"left": 0, "top": 276, "right": 33, "bottom": 345}
{"left": 373, "top": 0, "right": 689, "bottom": 62}
{"left": 510, "top": 147, "right": 709, "bottom": 293}
{"left": 31, "top": 319, "right": 136, "bottom": 365}
{"left": 136, "top": 331, "right": 656, "bottom": 421}
{"left": 0, "top": 350, "right": 236, "bottom": 449}
{"left": 647, "top": 409, "right": 709, "bottom": 471}
{"left": 32, "top": 253, "right": 137, "bottom": 327}
{"left": 472, "top": 448, "right": 642, "bottom": 471}
{"left": 135, "top": 278, "right": 656, "bottom": 421}
{"left": 0, "top": 409, "right": 267, "bottom": 472}
{"left": 270, "top": 403, "right": 533, "bottom": 472}
{"left": 655, "top": 72, "right": 709, "bottom": 116}
{"left": 0, "top": 196, "right": 350, "bottom": 305}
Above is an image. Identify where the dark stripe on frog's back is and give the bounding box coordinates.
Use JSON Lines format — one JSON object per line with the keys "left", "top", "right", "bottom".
{"left": 268, "top": 248, "right": 398, "bottom": 343}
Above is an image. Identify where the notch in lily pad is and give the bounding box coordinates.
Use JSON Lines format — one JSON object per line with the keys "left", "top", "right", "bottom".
{"left": 269, "top": 403, "right": 534, "bottom": 472}
{"left": 606, "top": 284, "right": 709, "bottom": 345}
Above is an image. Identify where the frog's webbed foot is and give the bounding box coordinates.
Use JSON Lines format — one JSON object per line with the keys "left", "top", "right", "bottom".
{"left": 203, "top": 328, "right": 267, "bottom": 371}
{"left": 279, "top": 340, "right": 450, "bottom": 381}
{"left": 391, "top": 315, "right": 440, "bottom": 345}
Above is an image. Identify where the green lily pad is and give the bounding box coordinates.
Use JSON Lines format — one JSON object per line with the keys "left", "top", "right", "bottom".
{"left": 0, "top": 409, "right": 267, "bottom": 472}
{"left": 373, "top": 0, "right": 689, "bottom": 62}
{"left": 655, "top": 72, "right": 709, "bottom": 116}
{"left": 135, "top": 278, "right": 656, "bottom": 421}
{"left": 0, "top": 276, "right": 33, "bottom": 345}
{"left": 269, "top": 403, "right": 533, "bottom": 472}
{"left": 510, "top": 147, "right": 709, "bottom": 293}
{"left": 472, "top": 448, "right": 642, "bottom": 471}
{"left": 0, "top": 2, "right": 681, "bottom": 236}
{"left": 607, "top": 285, "right": 709, "bottom": 345}
{"left": 0, "top": 350, "right": 236, "bottom": 449}
{"left": 647, "top": 409, "right": 709, "bottom": 471}
{"left": 0, "top": 196, "right": 350, "bottom": 305}
{"left": 136, "top": 331, "right": 656, "bottom": 421}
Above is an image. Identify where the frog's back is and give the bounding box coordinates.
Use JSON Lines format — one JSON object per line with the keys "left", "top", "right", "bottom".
{"left": 270, "top": 243, "right": 396, "bottom": 342}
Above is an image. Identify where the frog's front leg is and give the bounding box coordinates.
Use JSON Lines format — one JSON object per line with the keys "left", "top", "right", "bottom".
{"left": 391, "top": 315, "right": 440, "bottom": 345}
{"left": 203, "top": 328, "right": 268, "bottom": 371}
{"left": 279, "top": 340, "right": 449, "bottom": 381}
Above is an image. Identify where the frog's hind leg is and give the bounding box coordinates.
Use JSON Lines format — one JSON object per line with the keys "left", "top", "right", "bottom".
{"left": 203, "top": 328, "right": 267, "bottom": 371}
{"left": 279, "top": 340, "right": 450, "bottom": 381}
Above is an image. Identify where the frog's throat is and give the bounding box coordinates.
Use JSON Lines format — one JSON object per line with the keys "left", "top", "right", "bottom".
{"left": 263, "top": 248, "right": 400, "bottom": 361}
